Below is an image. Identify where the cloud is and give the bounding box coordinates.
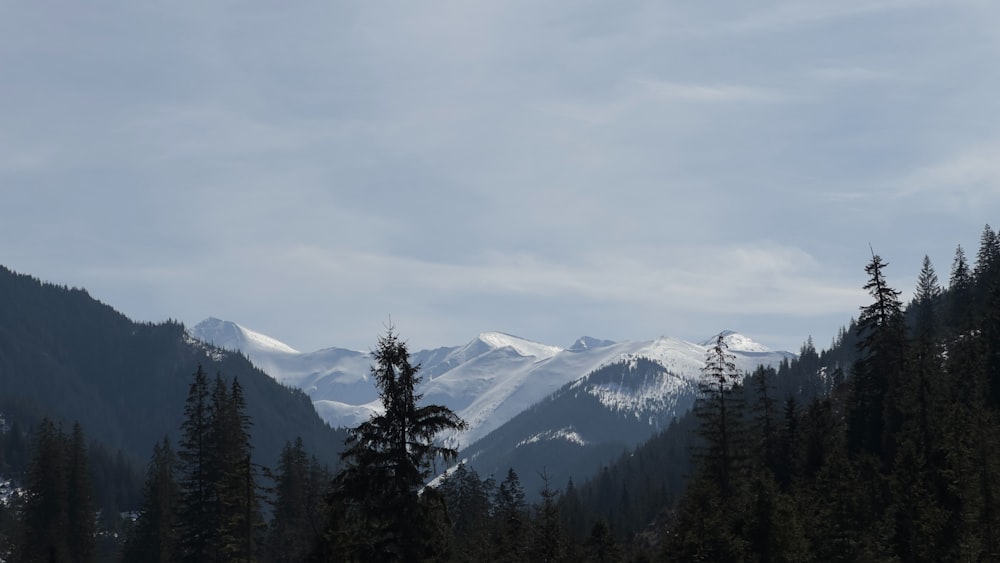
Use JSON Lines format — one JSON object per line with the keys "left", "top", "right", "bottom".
{"left": 887, "top": 141, "right": 1000, "bottom": 209}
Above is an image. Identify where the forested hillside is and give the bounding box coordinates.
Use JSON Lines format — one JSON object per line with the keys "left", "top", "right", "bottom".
{"left": 430, "top": 226, "right": 1000, "bottom": 562}
{"left": 0, "top": 265, "right": 348, "bottom": 559}
{"left": 0, "top": 265, "right": 345, "bottom": 470}
{"left": 639, "top": 227, "right": 1000, "bottom": 561}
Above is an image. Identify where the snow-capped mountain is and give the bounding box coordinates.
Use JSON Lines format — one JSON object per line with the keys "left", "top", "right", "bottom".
{"left": 189, "top": 319, "right": 795, "bottom": 451}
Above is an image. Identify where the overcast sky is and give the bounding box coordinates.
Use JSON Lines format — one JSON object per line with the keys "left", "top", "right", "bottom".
{"left": 2, "top": 1, "right": 999, "bottom": 353}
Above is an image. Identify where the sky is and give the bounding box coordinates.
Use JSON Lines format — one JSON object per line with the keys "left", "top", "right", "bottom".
{"left": 2, "top": 0, "right": 999, "bottom": 354}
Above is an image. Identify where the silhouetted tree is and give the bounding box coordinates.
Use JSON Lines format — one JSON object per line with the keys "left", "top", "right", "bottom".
{"left": 321, "top": 327, "right": 466, "bottom": 562}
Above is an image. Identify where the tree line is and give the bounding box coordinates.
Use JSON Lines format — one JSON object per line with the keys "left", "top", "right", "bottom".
{"left": 7, "top": 226, "right": 1000, "bottom": 561}
{"left": 658, "top": 226, "right": 1000, "bottom": 561}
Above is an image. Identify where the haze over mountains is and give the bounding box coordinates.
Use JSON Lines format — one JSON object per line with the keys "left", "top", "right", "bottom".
{"left": 190, "top": 318, "right": 796, "bottom": 450}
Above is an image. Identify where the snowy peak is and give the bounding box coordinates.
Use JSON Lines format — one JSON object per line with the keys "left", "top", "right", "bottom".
{"left": 190, "top": 317, "right": 299, "bottom": 355}
{"left": 700, "top": 330, "right": 772, "bottom": 353}
{"left": 475, "top": 331, "right": 562, "bottom": 360}
{"left": 568, "top": 336, "right": 616, "bottom": 352}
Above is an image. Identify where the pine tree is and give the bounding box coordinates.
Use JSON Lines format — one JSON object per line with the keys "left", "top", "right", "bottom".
{"left": 947, "top": 245, "right": 973, "bottom": 335}
{"left": 694, "top": 334, "right": 745, "bottom": 500}
{"left": 847, "top": 250, "right": 906, "bottom": 466}
{"left": 321, "top": 327, "right": 467, "bottom": 562}
{"left": 121, "top": 436, "right": 180, "bottom": 563}
{"left": 14, "top": 419, "right": 97, "bottom": 563}
{"left": 267, "top": 438, "right": 327, "bottom": 563}
{"left": 213, "top": 377, "right": 261, "bottom": 562}
{"left": 438, "top": 463, "right": 495, "bottom": 561}
{"left": 530, "top": 471, "right": 566, "bottom": 563}
{"left": 177, "top": 365, "right": 214, "bottom": 562}
{"left": 16, "top": 418, "right": 69, "bottom": 563}
{"left": 750, "top": 366, "right": 778, "bottom": 476}
{"left": 177, "top": 368, "right": 261, "bottom": 563}
{"left": 493, "top": 468, "right": 529, "bottom": 562}
{"left": 65, "top": 422, "right": 96, "bottom": 563}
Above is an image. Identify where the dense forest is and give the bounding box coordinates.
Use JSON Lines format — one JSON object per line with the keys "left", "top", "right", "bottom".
{"left": 3, "top": 225, "right": 1000, "bottom": 561}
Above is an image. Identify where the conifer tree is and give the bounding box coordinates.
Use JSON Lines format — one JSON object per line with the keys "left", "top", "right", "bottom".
{"left": 267, "top": 438, "right": 328, "bottom": 563}
{"left": 693, "top": 334, "right": 745, "bottom": 500}
{"left": 65, "top": 422, "right": 96, "bottom": 563}
{"left": 847, "top": 250, "right": 906, "bottom": 465}
{"left": 321, "top": 327, "right": 467, "bottom": 562}
{"left": 493, "top": 468, "right": 529, "bottom": 562}
{"left": 750, "top": 366, "right": 778, "bottom": 476}
{"left": 212, "top": 377, "right": 261, "bottom": 562}
{"left": 177, "top": 365, "right": 213, "bottom": 562}
{"left": 122, "top": 436, "right": 180, "bottom": 563}
{"left": 947, "top": 244, "right": 973, "bottom": 334}
{"left": 530, "top": 471, "right": 566, "bottom": 563}
{"left": 15, "top": 419, "right": 97, "bottom": 563}
{"left": 176, "top": 367, "right": 261, "bottom": 562}
{"left": 17, "top": 418, "right": 69, "bottom": 563}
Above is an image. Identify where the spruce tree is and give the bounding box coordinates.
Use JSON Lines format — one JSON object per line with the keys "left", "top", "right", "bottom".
{"left": 213, "top": 377, "right": 261, "bottom": 562}
{"left": 177, "top": 365, "right": 213, "bottom": 562}
{"left": 530, "top": 471, "right": 566, "bottom": 563}
{"left": 17, "top": 418, "right": 69, "bottom": 563}
{"left": 493, "top": 468, "right": 529, "bottom": 562}
{"left": 693, "top": 334, "right": 745, "bottom": 500}
{"left": 121, "top": 436, "right": 180, "bottom": 563}
{"left": 65, "top": 422, "right": 96, "bottom": 563}
{"left": 267, "top": 438, "right": 328, "bottom": 563}
{"left": 177, "top": 368, "right": 261, "bottom": 563}
{"left": 847, "top": 250, "right": 906, "bottom": 466}
{"left": 321, "top": 327, "right": 467, "bottom": 562}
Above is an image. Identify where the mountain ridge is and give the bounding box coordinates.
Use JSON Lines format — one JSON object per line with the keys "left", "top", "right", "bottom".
{"left": 189, "top": 318, "right": 796, "bottom": 449}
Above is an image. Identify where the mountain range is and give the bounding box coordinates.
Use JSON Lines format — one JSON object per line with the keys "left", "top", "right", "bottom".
{"left": 190, "top": 318, "right": 796, "bottom": 492}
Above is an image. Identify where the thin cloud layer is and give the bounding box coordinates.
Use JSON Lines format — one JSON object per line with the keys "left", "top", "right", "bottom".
{"left": 1, "top": 1, "right": 999, "bottom": 352}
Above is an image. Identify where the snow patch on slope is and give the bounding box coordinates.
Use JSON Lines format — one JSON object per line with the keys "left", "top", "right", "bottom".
{"left": 700, "top": 329, "right": 772, "bottom": 353}
{"left": 192, "top": 317, "right": 299, "bottom": 355}
{"left": 477, "top": 332, "right": 562, "bottom": 360}
{"left": 517, "top": 427, "right": 587, "bottom": 447}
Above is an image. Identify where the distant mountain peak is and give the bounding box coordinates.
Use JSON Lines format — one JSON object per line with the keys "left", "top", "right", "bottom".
{"left": 568, "top": 336, "right": 616, "bottom": 352}
{"left": 191, "top": 317, "right": 300, "bottom": 355}
{"left": 475, "top": 331, "right": 562, "bottom": 360}
{"left": 699, "top": 330, "right": 772, "bottom": 353}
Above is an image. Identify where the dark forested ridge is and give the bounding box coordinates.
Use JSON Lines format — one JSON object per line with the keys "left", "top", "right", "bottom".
{"left": 0, "top": 265, "right": 345, "bottom": 471}
{"left": 431, "top": 227, "right": 1000, "bottom": 562}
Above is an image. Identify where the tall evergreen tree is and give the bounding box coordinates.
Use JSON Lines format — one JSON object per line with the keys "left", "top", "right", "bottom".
{"left": 177, "top": 365, "right": 213, "bottom": 562}
{"left": 530, "top": 471, "right": 567, "bottom": 563}
{"left": 267, "top": 438, "right": 328, "bottom": 563}
{"left": 176, "top": 367, "right": 261, "bottom": 562}
{"left": 121, "top": 436, "right": 180, "bottom": 563}
{"left": 947, "top": 244, "right": 973, "bottom": 334}
{"left": 847, "top": 250, "right": 907, "bottom": 466}
{"left": 65, "top": 422, "right": 96, "bottom": 563}
{"left": 212, "top": 376, "right": 261, "bottom": 562}
{"left": 16, "top": 418, "right": 69, "bottom": 563}
{"left": 321, "top": 327, "right": 467, "bottom": 562}
{"left": 15, "top": 419, "right": 97, "bottom": 563}
{"left": 693, "top": 334, "right": 745, "bottom": 500}
{"left": 493, "top": 468, "right": 529, "bottom": 562}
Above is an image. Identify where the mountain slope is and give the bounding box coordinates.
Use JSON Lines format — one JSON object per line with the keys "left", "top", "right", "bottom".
{"left": 0, "top": 267, "right": 346, "bottom": 471}
{"left": 190, "top": 319, "right": 794, "bottom": 462}
{"left": 457, "top": 335, "right": 795, "bottom": 496}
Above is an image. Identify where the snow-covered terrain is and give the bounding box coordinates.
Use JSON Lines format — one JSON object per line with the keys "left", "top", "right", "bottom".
{"left": 189, "top": 319, "right": 795, "bottom": 449}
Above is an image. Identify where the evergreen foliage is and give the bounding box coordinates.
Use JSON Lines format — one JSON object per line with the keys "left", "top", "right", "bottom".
{"left": 265, "top": 437, "right": 330, "bottom": 563}
{"left": 121, "top": 437, "right": 181, "bottom": 563}
{"left": 13, "top": 418, "right": 96, "bottom": 563}
{"left": 176, "top": 367, "right": 263, "bottom": 562}
{"left": 319, "top": 327, "right": 467, "bottom": 562}
{"left": 0, "top": 265, "right": 347, "bottom": 474}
